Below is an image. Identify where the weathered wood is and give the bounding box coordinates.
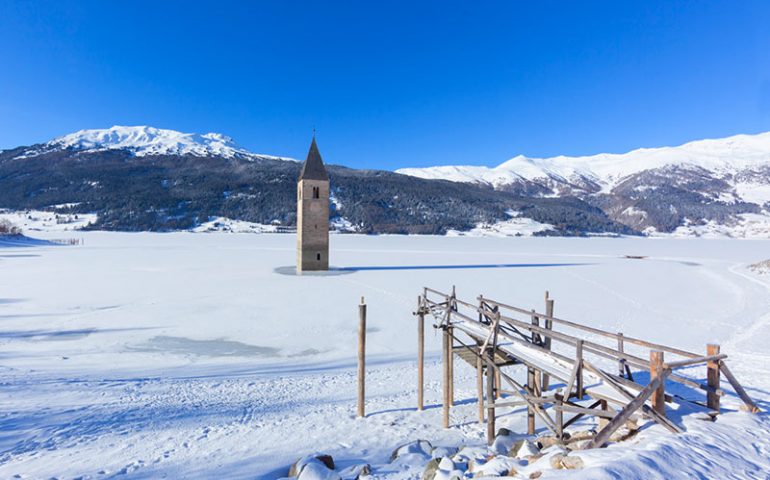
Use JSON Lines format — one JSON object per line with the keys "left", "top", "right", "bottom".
{"left": 599, "top": 399, "right": 610, "bottom": 429}
{"left": 666, "top": 353, "right": 728, "bottom": 369}
{"left": 706, "top": 344, "right": 720, "bottom": 412}
{"left": 417, "top": 296, "right": 425, "bottom": 411}
{"left": 442, "top": 328, "right": 450, "bottom": 428}
{"left": 719, "top": 362, "right": 760, "bottom": 413}
{"left": 650, "top": 351, "right": 665, "bottom": 417}
{"left": 479, "top": 296, "right": 701, "bottom": 358}
{"left": 495, "top": 369, "right": 503, "bottom": 399}
{"left": 588, "top": 368, "right": 670, "bottom": 449}
{"left": 476, "top": 352, "right": 484, "bottom": 423}
{"left": 562, "top": 399, "right": 603, "bottom": 430}
{"left": 584, "top": 361, "right": 681, "bottom": 434}
{"left": 527, "top": 365, "right": 536, "bottom": 435}
{"left": 555, "top": 392, "right": 564, "bottom": 439}
{"left": 357, "top": 297, "right": 366, "bottom": 418}
{"left": 542, "top": 294, "right": 554, "bottom": 390}
{"left": 486, "top": 352, "right": 496, "bottom": 444}
{"left": 617, "top": 333, "right": 625, "bottom": 377}
{"left": 554, "top": 402, "right": 616, "bottom": 419}
{"left": 448, "top": 326, "right": 454, "bottom": 406}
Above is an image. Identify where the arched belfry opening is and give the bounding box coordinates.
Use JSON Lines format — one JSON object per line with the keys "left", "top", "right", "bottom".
{"left": 296, "top": 136, "right": 330, "bottom": 272}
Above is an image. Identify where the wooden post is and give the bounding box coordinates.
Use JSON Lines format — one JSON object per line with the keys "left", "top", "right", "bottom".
{"left": 477, "top": 353, "right": 484, "bottom": 423}
{"left": 576, "top": 340, "right": 584, "bottom": 399}
{"left": 357, "top": 297, "right": 366, "bottom": 418}
{"left": 617, "top": 333, "right": 625, "bottom": 377}
{"left": 527, "top": 366, "right": 536, "bottom": 435}
{"left": 486, "top": 360, "right": 496, "bottom": 443}
{"left": 542, "top": 293, "right": 554, "bottom": 390}
{"left": 417, "top": 296, "right": 425, "bottom": 411}
{"left": 495, "top": 369, "right": 502, "bottom": 399}
{"left": 650, "top": 350, "right": 665, "bottom": 417}
{"left": 598, "top": 399, "right": 609, "bottom": 429}
{"left": 554, "top": 392, "right": 564, "bottom": 440}
{"left": 448, "top": 326, "right": 454, "bottom": 406}
{"left": 442, "top": 327, "right": 450, "bottom": 428}
{"left": 707, "top": 344, "right": 720, "bottom": 412}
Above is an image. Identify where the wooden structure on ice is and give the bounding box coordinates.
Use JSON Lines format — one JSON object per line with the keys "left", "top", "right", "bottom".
{"left": 414, "top": 287, "right": 759, "bottom": 448}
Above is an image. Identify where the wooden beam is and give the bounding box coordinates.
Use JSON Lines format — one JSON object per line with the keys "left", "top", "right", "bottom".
{"left": 719, "top": 362, "right": 760, "bottom": 413}
{"left": 486, "top": 352, "right": 496, "bottom": 444}
{"left": 587, "top": 368, "right": 670, "bottom": 449}
{"left": 584, "top": 361, "right": 681, "bottom": 434}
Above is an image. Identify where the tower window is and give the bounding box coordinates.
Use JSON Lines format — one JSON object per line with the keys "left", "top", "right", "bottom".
{"left": 313, "top": 186, "right": 320, "bottom": 199}
{"left": 317, "top": 253, "right": 321, "bottom": 261}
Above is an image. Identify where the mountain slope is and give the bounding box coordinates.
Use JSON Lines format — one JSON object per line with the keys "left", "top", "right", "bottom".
{"left": 13, "top": 126, "right": 291, "bottom": 161}
{"left": 0, "top": 128, "right": 633, "bottom": 236}
{"left": 397, "top": 132, "right": 770, "bottom": 235}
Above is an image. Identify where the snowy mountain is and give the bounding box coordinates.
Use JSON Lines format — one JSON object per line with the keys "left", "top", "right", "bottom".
{"left": 14, "top": 126, "right": 290, "bottom": 161}
{"left": 398, "top": 132, "right": 770, "bottom": 236}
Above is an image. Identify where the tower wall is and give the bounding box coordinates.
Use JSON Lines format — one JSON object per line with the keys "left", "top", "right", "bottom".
{"left": 297, "top": 178, "right": 330, "bottom": 271}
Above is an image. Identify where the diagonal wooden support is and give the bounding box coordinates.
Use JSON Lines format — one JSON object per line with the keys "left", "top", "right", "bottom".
{"left": 587, "top": 367, "right": 671, "bottom": 449}
{"left": 719, "top": 363, "right": 760, "bottom": 413}
{"left": 584, "top": 361, "right": 681, "bottom": 434}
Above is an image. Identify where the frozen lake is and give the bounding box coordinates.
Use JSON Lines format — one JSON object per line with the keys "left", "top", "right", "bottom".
{"left": 1, "top": 233, "right": 769, "bottom": 478}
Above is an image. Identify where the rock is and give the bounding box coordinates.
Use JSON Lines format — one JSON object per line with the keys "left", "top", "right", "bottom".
{"left": 431, "top": 446, "right": 459, "bottom": 460}
{"left": 549, "top": 454, "right": 566, "bottom": 469}
{"left": 338, "top": 464, "right": 370, "bottom": 480}
{"left": 423, "top": 458, "right": 465, "bottom": 480}
{"left": 289, "top": 455, "right": 336, "bottom": 477}
{"left": 490, "top": 429, "right": 519, "bottom": 455}
{"left": 560, "top": 455, "right": 585, "bottom": 470}
{"left": 524, "top": 454, "right": 543, "bottom": 465}
{"left": 452, "top": 446, "right": 488, "bottom": 464}
{"left": 548, "top": 453, "right": 585, "bottom": 470}
{"left": 391, "top": 440, "right": 433, "bottom": 462}
{"left": 469, "top": 455, "right": 518, "bottom": 477}
{"left": 511, "top": 440, "right": 540, "bottom": 459}
{"left": 297, "top": 460, "right": 341, "bottom": 480}
{"left": 529, "top": 472, "right": 543, "bottom": 479}
{"left": 422, "top": 459, "right": 440, "bottom": 480}
{"left": 438, "top": 457, "right": 455, "bottom": 471}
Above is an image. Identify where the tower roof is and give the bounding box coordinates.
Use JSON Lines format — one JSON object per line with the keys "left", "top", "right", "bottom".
{"left": 298, "top": 136, "right": 329, "bottom": 181}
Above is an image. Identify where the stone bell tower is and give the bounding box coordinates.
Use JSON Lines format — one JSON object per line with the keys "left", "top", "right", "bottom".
{"left": 296, "top": 136, "right": 330, "bottom": 272}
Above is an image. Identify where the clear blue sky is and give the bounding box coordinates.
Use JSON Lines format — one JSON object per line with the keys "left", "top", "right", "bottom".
{"left": 1, "top": 1, "right": 769, "bottom": 169}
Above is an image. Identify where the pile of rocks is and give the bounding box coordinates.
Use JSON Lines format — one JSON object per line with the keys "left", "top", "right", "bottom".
{"left": 418, "top": 428, "right": 595, "bottom": 479}
{"left": 287, "top": 454, "right": 370, "bottom": 480}
{"left": 749, "top": 259, "right": 770, "bottom": 275}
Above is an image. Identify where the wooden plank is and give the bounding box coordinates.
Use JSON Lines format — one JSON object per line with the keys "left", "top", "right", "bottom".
{"left": 706, "top": 344, "right": 720, "bottom": 412}
{"left": 719, "top": 362, "right": 760, "bottom": 413}
{"left": 587, "top": 369, "right": 670, "bottom": 449}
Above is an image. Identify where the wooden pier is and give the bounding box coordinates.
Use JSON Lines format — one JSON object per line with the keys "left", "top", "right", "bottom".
{"left": 414, "top": 287, "right": 759, "bottom": 448}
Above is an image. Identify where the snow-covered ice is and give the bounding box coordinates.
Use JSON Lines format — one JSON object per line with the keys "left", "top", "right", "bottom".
{"left": 1, "top": 233, "right": 769, "bottom": 478}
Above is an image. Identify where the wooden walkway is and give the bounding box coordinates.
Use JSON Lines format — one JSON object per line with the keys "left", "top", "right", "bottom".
{"left": 414, "top": 287, "right": 760, "bottom": 448}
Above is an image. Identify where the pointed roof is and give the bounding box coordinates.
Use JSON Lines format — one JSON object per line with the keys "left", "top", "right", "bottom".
{"left": 298, "top": 136, "right": 329, "bottom": 181}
